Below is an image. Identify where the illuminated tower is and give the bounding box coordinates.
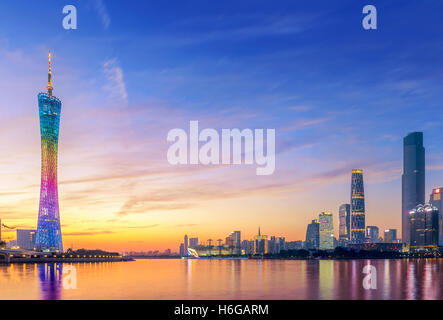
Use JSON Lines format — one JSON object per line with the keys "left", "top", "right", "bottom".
{"left": 35, "top": 52, "right": 63, "bottom": 252}
{"left": 350, "top": 169, "right": 365, "bottom": 244}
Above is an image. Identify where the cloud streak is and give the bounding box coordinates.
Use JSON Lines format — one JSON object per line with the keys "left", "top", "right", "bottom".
{"left": 93, "top": 0, "right": 111, "bottom": 30}
{"left": 103, "top": 58, "right": 128, "bottom": 104}
{"left": 64, "top": 231, "right": 115, "bottom": 236}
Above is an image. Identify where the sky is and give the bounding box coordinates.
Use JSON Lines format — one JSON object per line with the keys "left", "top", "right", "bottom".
{"left": 0, "top": 0, "right": 443, "bottom": 252}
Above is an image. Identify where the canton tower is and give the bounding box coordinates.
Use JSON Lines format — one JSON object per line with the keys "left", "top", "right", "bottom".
{"left": 35, "top": 52, "right": 63, "bottom": 252}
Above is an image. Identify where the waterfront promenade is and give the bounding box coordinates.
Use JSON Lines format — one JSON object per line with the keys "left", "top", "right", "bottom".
{"left": 0, "top": 249, "right": 133, "bottom": 264}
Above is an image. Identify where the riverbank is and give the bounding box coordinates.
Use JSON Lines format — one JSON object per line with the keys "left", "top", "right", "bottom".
{"left": 0, "top": 256, "right": 134, "bottom": 264}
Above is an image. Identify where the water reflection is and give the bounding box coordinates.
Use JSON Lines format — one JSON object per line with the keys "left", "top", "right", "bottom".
{"left": 38, "top": 264, "right": 63, "bottom": 300}
{"left": 1, "top": 259, "right": 443, "bottom": 299}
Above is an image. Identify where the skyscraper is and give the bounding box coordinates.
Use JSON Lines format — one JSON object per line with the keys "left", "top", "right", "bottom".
{"left": 227, "top": 231, "right": 241, "bottom": 254}
{"left": 429, "top": 188, "right": 443, "bottom": 245}
{"left": 278, "top": 237, "right": 286, "bottom": 251}
{"left": 384, "top": 229, "right": 397, "bottom": 243}
{"left": 254, "top": 227, "right": 267, "bottom": 254}
{"left": 184, "top": 235, "right": 188, "bottom": 256}
{"left": 319, "top": 212, "right": 334, "bottom": 250}
{"left": 351, "top": 170, "right": 365, "bottom": 244}
{"left": 189, "top": 237, "right": 199, "bottom": 249}
{"left": 268, "top": 236, "right": 278, "bottom": 254}
{"left": 409, "top": 204, "right": 439, "bottom": 252}
{"left": 365, "top": 226, "right": 379, "bottom": 243}
{"left": 16, "top": 229, "right": 36, "bottom": 250}
{"left": 305, "top": 219, "right": 319, "bottom": 250}
{"left": 339, "top": 204, "right": 351, "bottom": 242}
{"left": 35, "top": 52, "right": 63, "bottom": 252}
{"left": 402, "top": 132, "right": 425, "bottom": 243}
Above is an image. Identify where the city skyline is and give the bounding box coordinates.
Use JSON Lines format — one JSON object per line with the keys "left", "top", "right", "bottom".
{"left": 1, "top": 1, "right": 443, "bottom": 251}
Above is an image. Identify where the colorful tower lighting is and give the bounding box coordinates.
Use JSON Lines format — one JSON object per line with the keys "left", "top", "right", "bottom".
{"left": 35, "top": 52, "right": 63, "bottom": 252}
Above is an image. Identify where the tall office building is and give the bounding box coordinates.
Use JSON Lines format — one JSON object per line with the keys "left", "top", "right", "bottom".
{"left": 278, "top": 237, "right": 286, "bottom": 251}
{"left": 254, "top": 227, "right": 268, "bottom": 254}
{"left": 241, "top": 240, "right": 255, "bottom": 255}
{"left": 268, "top": 236, "right": 278, "bottom": 254}
{"left": 339, "top": 204, "right": 351, "bottom": 242}
{"left": 402, "top": 132, "right": 425, "bottom": 243}
{"left": 384, "top": 229, "right": 397, "bottom": 243}
{"left": 409, "top": 204, "right": 439, "bottom": 252}
{"left": 365, "top": 226, "right": 379, "bottom": 243}
{"left": 351, "top": 170, "right": 365, "bottom": 243}
{"left": 189, "top": 237, "right": 199, "bottom": 249}
{"left": 228, "top": 231, "right": 241, "bottom": 254}
{"left": 35, "top": 52, "right": 63, "bottom": 252}
{"left": 319, "top": 212, "right": 334, "bottom": 250}
{"left": 305, "top": 220, "right": 319, "bottom": 250}
{"left": 429, "top": 188, "right": 443, "bottom": 245}
{"left": 16, "top": 229, "right": 36, "bottom": 250}
{"left": 184, "top": 235, "right": 188, "bottom": 256}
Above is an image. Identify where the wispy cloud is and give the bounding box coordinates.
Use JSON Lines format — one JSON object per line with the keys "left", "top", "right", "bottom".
{"left": 428, "top": 164, "right": 443, "bottom": 171}
{"left": 64, "top": 231, "right": 115, "bottom": 236}
{"left": 122, "top": 224, "right": 160, "bottom": 229}
{"left": 103, "top": 58, "right": 128, "bottom": 104}
{"left": 288, "top": 105, "right": 311, "bottom": 111}
{"left": 118, "top": 199, "right": 192, "bottom": 216}
{"left": 93, "top": 0, "right": 111, "bottom": 30}
{"left": 175, "top": 224, "right": 199, "bottom": 228}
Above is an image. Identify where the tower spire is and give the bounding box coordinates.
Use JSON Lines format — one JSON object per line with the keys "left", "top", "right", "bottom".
{"left": 47, "top": 51, "right": 53, "bottom": 96}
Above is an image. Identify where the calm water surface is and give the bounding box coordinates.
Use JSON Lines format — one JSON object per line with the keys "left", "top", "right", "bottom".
{"left": 0, "top": 259, "right": 442, "bottom": 299}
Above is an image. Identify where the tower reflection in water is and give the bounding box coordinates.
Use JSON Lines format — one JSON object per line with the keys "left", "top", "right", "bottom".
{"left": 38, "top": 263, "right": 63, "bottom": 300}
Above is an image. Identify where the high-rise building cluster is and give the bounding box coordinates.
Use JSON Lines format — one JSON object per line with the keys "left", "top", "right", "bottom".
{"left": 303, "top": 131, "right": 441, "bottom": 253}
{"left": 179, "top": 228, "right": 287, "bottom": 257}
{"left": 402, "top": 133, "right": 440, "bottom": 252}
{"left": 304, "top": 169, "right": 372, "bottom": 250}
{"left": 176, "top": 131, "right": 440, "bottom": 256}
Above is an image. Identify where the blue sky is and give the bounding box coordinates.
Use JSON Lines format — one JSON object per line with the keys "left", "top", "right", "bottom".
{"left": 0, "top": 0, "right": 442, "bottom": 249}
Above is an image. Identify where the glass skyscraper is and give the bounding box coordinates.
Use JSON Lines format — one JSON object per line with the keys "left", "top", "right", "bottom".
{"left": 305, "top": 219, "right": 319, "bottom": 250}
{"left": 402, "top": 132, "right": 425, "bottom": 244}
{"left": 384, "top": 229, "right": 397, "bottom": 243}
{"left": 365, "top": 226, "right": 379, "bottom": 243}
{"left": 339, "top": 204, "right": 350, "bottom": 242}
{"left": 350, "top": 170, "right": 365, "bottom": 244}
{"left": 429, "top": 188, "right": 442, "bottom": 245}
{"left": 35, "top": 52, "right": 63, "bottom": 252}
{"left": 409, "top": 204, "right": 439, "bottom": 252}
{"left": 319, "top": 211, "right": 334, "bottom": 250}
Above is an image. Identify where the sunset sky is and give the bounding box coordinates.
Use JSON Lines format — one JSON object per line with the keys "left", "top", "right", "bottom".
{"left": 1, "top": 0, "right": 443, "bottom": 252}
